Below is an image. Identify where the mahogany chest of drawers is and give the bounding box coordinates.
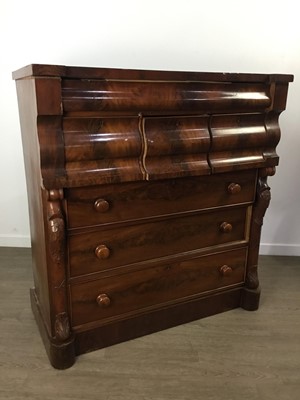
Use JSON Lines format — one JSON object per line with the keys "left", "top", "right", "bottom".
{"left": 13, "top": 64, "right": 293, "bottom": 368}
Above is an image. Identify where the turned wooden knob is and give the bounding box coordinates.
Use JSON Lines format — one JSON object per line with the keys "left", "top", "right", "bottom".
{"left": 220, "top": 222, "right": 233, "bottom": 233}
{"left": 96, "top": 294, "right": 111, "bottom": 307}
{"left": 219, "top": 265, "right": 233, "bottom": 276}
{"left": 94, "top": 198, "right": 110, "bottom": 213}
{"left": 95, "top": 244, "right": 110, "bottom": 259}
{"left": 227, "top": 183, "right": 241, "bottom": 194}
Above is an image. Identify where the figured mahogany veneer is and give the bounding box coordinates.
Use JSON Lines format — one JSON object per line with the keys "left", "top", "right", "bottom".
{"left": 66, "top": 170, "right": 256, "bottom": 228}
{"left": 68, "top": 206, "right": 249, "bottom": 277}
{"left": 13, "top": 64, "right": 293, "bottom": 369}
{"left": 71, "top": 248, "right": 247, "bottom": 326}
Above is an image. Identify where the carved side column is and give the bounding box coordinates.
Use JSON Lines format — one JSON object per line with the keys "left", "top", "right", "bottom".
{"left": 44, "top": 188, "right": 75, "bottom": 368}
{"left": 241, "top": 167, "right": 275, "bottom": 310}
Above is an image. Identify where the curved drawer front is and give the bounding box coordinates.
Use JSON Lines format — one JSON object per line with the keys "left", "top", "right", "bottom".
{"left": 209, "top": 113, "right": 280, "bottom": 172}
{"left": 70, "top": 247, "right": 247, "bottom": 326}
{"left": 68, "top": 206, "right": 250, "bottom": 277}
{"left": 63, "top": 116, "right": 144, "bottom": 185}
{"left": 66, "top": 170, "right": 256, "bottom": 229}
{"left": 142, "top": 116, "right": 210, "bottom": 179}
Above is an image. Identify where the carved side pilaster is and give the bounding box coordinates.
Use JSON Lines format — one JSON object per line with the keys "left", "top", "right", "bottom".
{"left": 54, "top": 312, "right": 70, "bottom": 341}
{"left": 45, "top": 189, "right": 71, "bottom": 342}
{"left": 245, "top": 167, "right": 275, "bottom": 290}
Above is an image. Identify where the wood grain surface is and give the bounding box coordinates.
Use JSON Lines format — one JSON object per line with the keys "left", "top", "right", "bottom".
{"left": 13, "top": 65, "right": 293, "bottom": 369}
{"left": 66, "top": 170, "right": 256, "bottom": 229}
{"left": 68, "top": 206, "right": 249, "bottom": 276}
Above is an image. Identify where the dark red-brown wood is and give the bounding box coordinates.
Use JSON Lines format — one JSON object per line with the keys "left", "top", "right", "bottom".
{"left": 68, "top": 206, "right": 250, "bottom": 277}
{"left": 70, "top": 248, "right": 247, "bottom": 326}
{"left": 65, "top": 170, "right": 257, "bottom": 229}
{"left": 12, "top": 63, "right": 294, "bottom": 83}
{"left": 13, "top": 64, "right": 292, "bottom": 369}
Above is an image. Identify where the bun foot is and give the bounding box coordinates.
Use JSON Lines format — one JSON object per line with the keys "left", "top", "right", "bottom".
{"left": 240, "top": 286, "right": 261, "bottom": 311}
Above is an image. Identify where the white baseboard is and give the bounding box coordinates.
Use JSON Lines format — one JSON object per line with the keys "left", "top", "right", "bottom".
{"left": 0, "top": 234, "right": 31, "bottom": 248}
{"left": 260, "top": 243, "right": 300, "bottom": 257}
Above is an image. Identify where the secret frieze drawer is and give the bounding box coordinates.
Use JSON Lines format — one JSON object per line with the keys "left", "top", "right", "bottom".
{"left": 68, "top": 206, "right": 251, "bottom": 277}
{"left": 65, "top": 170, "right": 256, "bottom": 229}
{"left": 70, "top": 247, "right": 247, "bottom": 327}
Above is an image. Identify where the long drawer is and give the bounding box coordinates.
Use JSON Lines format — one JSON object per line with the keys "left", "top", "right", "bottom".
{"left": 68, "top": 206, "right": 250, "bottom": 277}
{"left": 66, "top": 170, "right": 256, "bottom": 229}
{"left": 70, "top": 247, "right": 247, "bottom": 326}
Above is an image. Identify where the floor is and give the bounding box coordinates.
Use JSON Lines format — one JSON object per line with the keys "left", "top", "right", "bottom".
{"left": 0, "top": 247, "right": 299, "bottom": 400}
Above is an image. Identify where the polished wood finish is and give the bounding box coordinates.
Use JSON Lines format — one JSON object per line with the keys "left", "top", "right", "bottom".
{"left": 13, "top": 64, "right": 292, "bottom": 368}
{"left": 143, "top": 116, "right": 210, "bottom": 179}
{"left": 71, "top": 248, "right": 247, "bottom": 326}
{"left": 95, "top": 244, "right": 110, "bottom": 260}
{"left": 68, "top": 206, "right": 249, "bottom": 277}
{"left": 220, "top": 221, "right": 233, "bottom": 233}
{"left": 227, "top": 182, "right": 242, "bottom": 194}
{"left": 219, "top": 264, "right": 233, "bottom": 276}
{"left": 96, "top": 293, "right": 111, "bottom": 307}
{"left": 66, "top": 170, "right": 256, "bottom": 229}
{"left": 94, "top": 198, "right": 110, "bottom": 213}
{"left": 12, "top": 63, "right": 293, "bottom": 82}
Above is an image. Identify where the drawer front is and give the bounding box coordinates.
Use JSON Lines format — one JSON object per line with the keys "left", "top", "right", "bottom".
{"left": 142, "top": 115, "right": 211, "bottom": 180}
{"left": 71, "top": 247, "right": 247, "bottom": 326}
{"left": 66, "top": 170, "right": 256, "bottom": 229}
{"left": 69, "top": 206, "right": 250, "bottom": 277}
{"left": 62, "top": 79, "right": 270, "bottom": 114}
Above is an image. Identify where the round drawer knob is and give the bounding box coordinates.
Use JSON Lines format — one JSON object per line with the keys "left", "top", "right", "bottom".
{"left": 94, "top": 198, "right": 110, "bottom": 213}
{"left": 96, "top": 294, "right": 111, "bottom": 307}
{"left": 227, "top": 183, "right": 241, "bottom": 194}
{"left": 219, "top": 265, "right": 233, "bottom": 276}
{"left": 220, "top": 222, "right": 233, "bottom": 233}
{"left": 95, "top": 244, "right": 110, "bottom": 259}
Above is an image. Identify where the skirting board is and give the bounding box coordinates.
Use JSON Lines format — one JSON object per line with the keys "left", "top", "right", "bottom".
{"left": 0, "top": 234, "right": 31, "bottom": 248}
{"left": 0, "top": 235, "right": 299, "bottom": 256}
{"left": 259, "top": 243, "right": 300, "bottom": 257}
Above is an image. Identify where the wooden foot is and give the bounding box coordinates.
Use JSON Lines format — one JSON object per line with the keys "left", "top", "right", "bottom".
{"left": 240, "top": 286, "right": 261, "bottom": 311}
{"left": 30, "top": 289, "right": 75, "bottom": 369}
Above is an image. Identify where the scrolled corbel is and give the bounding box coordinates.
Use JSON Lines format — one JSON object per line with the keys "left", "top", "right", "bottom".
{"left": 242, "top": 167, "right": 275, "bottom": 309}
